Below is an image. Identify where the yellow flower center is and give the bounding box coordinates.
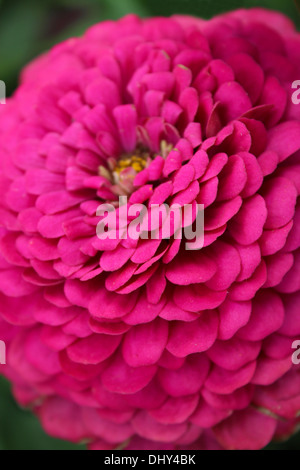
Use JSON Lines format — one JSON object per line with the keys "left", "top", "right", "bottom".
{"left": 114, "top": 152, "right": 149, "bottom": 175}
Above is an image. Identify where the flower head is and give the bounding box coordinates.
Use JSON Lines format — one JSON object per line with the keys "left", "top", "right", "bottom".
{"left": 0, "top": 8, "right": 300, "bottom": 450}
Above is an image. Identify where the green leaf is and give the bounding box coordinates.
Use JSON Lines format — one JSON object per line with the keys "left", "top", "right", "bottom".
{"left": 0, "top": 377, "right": 85, "bottom": 450}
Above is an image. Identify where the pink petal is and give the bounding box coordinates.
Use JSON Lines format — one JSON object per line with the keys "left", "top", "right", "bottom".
{"left": 149, "top": 394, "right": 199, "bottom": 425}
{"left": 158, "top": 355, "right": 210, "bottom": 397}
{"left": 67, "top": 333, "right": 121, "bottom": 365}
{"left": 214, "top": 81, "right": 252, "bottom": 122}
{"left": 228, "top": 195, "right": 267, "bottom": 245}
{"left": 205, "top": 361, "right": 256, "bottom": 395}
{"left": 266, "top": 121, "right": 300, "bottom": 162}
{"left": 166, "top": 310, "right": 219, "bottom": 357}
{"left": 165, "top": 251, "right": 216, "bottom": 285}
{"left": 206, "top": 241, "right": 241, "bottom": 290}
{"left": 101, "top": 352, "right": 157, "bottom": 394}
{"left": 122, "top": 318, "right": 168, "bottom": 367}
{"left": 190, "top": 399, "right": 231, "bottom": 428}
{"left": 132, "top": 411, "right": 187, "bottom": 443}
{"left": 207, "top": 337, "right": 261, "bottom": 371}
{"left": 213, "top": 408, "right": 277, "bottom": 450}
{"left": 174, "top": 285, "right": 227, "bottom": 312}
{"left": 238, "top": 290, "right": 284, "bottom": 341}
{"left": 218, "top": 299, "right": 252, "bottom": 340}
{"left": 262, "top": 177, "right": 297, "bottom": 229}
{"left": 113, "top": 104, "right": 137, "bottom": 152}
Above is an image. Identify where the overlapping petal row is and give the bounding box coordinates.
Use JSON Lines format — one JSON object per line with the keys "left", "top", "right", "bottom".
{"left": 0, "top": 8, "right": 300, "bottom": 450}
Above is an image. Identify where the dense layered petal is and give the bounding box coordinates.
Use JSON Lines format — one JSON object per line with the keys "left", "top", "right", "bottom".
{"left": 0, "top": 8, "right": 300, "bottom": 451}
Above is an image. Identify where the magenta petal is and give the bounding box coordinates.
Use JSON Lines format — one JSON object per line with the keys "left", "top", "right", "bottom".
{"left": 200, "top": 152, "right": 228, "bottom": 182}
{"left": 205, "top": 196, "right": 242, "bottom": 231}
{"left": 214, "top": 81, "right": 252, "bottom": 122}
{"left": 190, "top": 399, "right": 231, "bottom": 428}
{"left": 260, "top": 221, "right": 293, "bottom": 256}
{"left": 239, "top": 152, "right": 263, "bottom": 198}
{"left": 124, "top": 293, "right": 165, "bottom": 325}
{"left": 82, "top": 408, "right": 133, "bottom": 443}
{"left": 276, "top": 251, "right": 300, "bottom": 294}
{"left": 149, "top": 181, "right": 173, "bottom": 205}
{"left": 131, "top": 239, "right": 161, "bottom": 264}
{"left": 205, "top": 361, "right": 256, "bottom": 395}
{"left": 36, "top": 190, "right": 86, "bottom": 215}
{"left": 279, "top": 291, "right": 300, "bottom": 336}
{"left": 146, "top": 267, "right": 166, "bottom": 304}
{"left": 216, "top": 155, "right": 247, "bottom": 201}
{"left": 40, "top": 397, "right": 88, "bottom": 442}
{"left": 159, "top": 300, "right": 199, "bottom": 322}
{"left": 257, "top": 150, "right": 279, "bottom": 177}
{"left": 228, "top": 53, "right": 264, "bottom": 104}
{"left": 1, "top": 10, "right": 300, "bottom": 452}
{"left": 229, "top": 261, "right": 267, "bottom": 302}
{"left": 84, "top": 77, "right": 121, "bottom": 109}
{"left": 262, "top": 177, "right": 297, "bottom": 229}
{"left": 26, "top": 169, "right": 64, "bottom": 195}
{"left": 67, "top": 334, "right": 121, "bottom": 365}
{"left": 100, "top": 246, "right": 135, "bottom": 272}
{"left": 218, "top": 299, "right": 252, "bottom": 340}
{"left": 142, "top": 72, "right": 175, "bottom": 97}
{"left": 228, "top": 195, "right": 267, "bottom": 245}
{"left": 174, "top": 285, "right": 227, "bottom": 312}
{"left": 235, "top": 242, "right": 261, "bottom": 282}
{"left": 171, "top": 164, "right": 195, "bottom": 195}
{"left": 149, "top": 394, "right": 199, "bottom": 425}
{"left": 132, "top": 411, "right": 187, "bottom": 443}
{"left": 101, "top": 352, "right": 157, "bottom": 394}
{"left": 113, "top": 104, "right": 137, "bottom": 152}
{"left": 0, "top": 268, "right": 38, "bottom": 297}
{"left": 163, "top": 149, "right": 182, "bottom": 177}
{"left": 105, "top": 262, "right": 137, "bottom": 291}
{"left": 206, "top": 241, "right": 240, "bottom": 290}
{"left": 238, "top": 290, "right": 284, "bottom": 341}
{"left": 166, "top": 310, "right": 219, "bottom": 357}
{"left": 213, "top": 408, "right": 277, "bottom": 450}
{"left": 264, "top": 253, "right": 294, "bottom": 288}
{"left": 165, "top": 252, "right": 216, "bottom": 286}
{"left": 147, "top": 156, "right": 165, "bottom": 181}
{"left": 266, "top": 121, "right": 300, "bottom": 162}
{"left": 207, "top": 337, "right": 261, "bottom": 371}
{"left": 197, "top": 177, "right": 218, "bottom": 208}
{"left": 158, "top": 355, "right": 210, "bottom": 397}
{"left": 251, "top": 356, "right": 291, "bottom": 386}
{"left": 202, "top": 385, "right": 254, "bottom": 412}
{"left": 122, "top": 318, "right": 168, "bottom": 367}
{"left": 89, "top": 289, "right": 138, "bottom": 319}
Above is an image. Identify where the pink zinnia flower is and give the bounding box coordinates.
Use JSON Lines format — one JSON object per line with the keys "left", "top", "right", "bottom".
{"left": 0, "top": 8, "right": 300, "bottom": 450}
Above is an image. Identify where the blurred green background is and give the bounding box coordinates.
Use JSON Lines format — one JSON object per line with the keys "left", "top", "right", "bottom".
{"left": 0, "top": 0, "right": 299, "bottom": 451}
